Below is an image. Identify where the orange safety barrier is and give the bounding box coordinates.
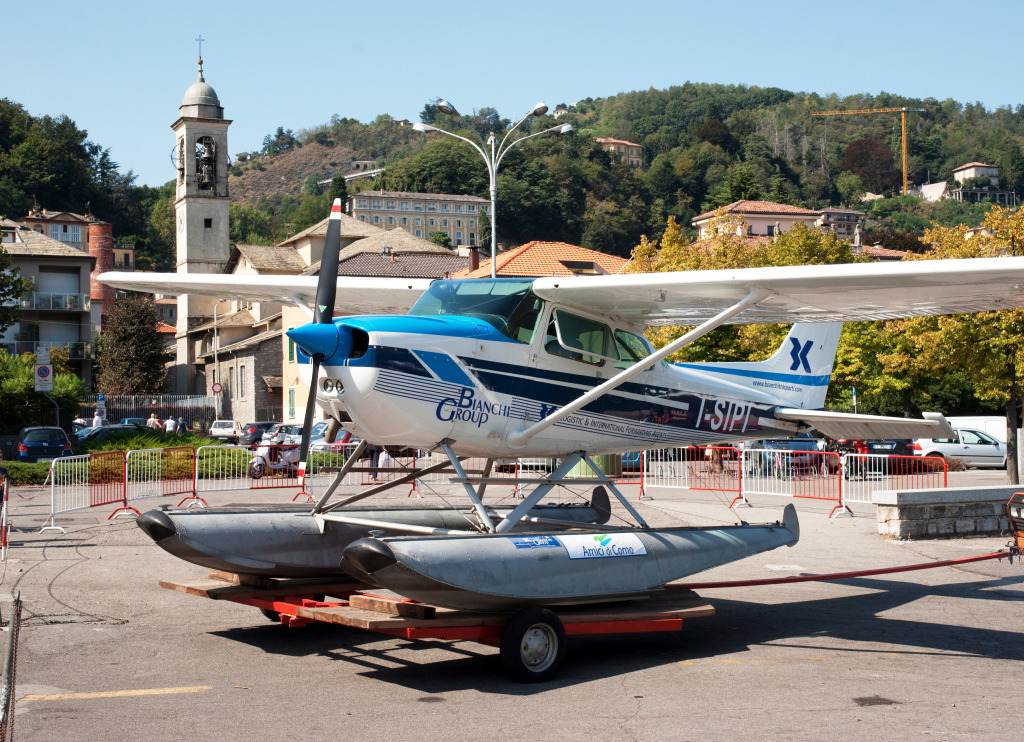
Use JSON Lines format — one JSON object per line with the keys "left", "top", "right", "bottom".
{"left": 88, "top": 451, "right": 139, "bottom": 519}
{"left": 248, "top": 444, "right": 303, "bottom": 489}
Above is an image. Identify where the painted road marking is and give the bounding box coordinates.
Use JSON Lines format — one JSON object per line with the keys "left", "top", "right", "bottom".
{"left": 23, "top": 686, "right": 212, "bottom": 701}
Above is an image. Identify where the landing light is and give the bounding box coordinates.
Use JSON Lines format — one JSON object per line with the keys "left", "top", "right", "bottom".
{"left": 322, "top": 379, "right": 334, "bottom": 393}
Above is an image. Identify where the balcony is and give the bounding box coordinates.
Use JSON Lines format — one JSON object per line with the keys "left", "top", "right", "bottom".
{"left": 4, "top": 292, "right": 92, "bottom": 312}
{"left": 0, "top": 340, "right": 94, "bottom": 359}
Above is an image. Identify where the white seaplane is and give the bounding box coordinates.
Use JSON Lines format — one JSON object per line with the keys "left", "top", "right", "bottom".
{"left": 100, "top": 199, "right": 1024, "bottom": 618}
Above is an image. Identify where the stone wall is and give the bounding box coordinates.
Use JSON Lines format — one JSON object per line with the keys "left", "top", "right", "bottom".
{"left": 874, "top": 486, "right": 1017, "bottom": 539}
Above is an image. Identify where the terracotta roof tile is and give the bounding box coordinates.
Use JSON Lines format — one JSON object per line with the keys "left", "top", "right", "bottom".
{"left": 0, "top": 224, "right": 95, "bottom": 259}
{"left": 863, "top": 244, "right": 908, "bottom": 259}
{"left": 594, "top": 137, "right": 641, "bottom": 147}
{"left": 301, "top": 230, "right": 457, "bottom": 275}
{"left": 231, "top": 244, "right": 306, "bottom": 273}
{"left": 277, "top": 213, "right": 382, "bottom": 246}
{"left": 692, "top": 200, "right": 820, "bottom": 222}
{"left": 952, "top": 162, "right": 994, "bottom": 171}
{"left": 155, "top": 321, "right": 176, "bottom": 333}
{"left": 334, "top": 252, "right": 467, "bottom": 278}
{"left": 452, "top": 241, "right": 627, "bottom": 278}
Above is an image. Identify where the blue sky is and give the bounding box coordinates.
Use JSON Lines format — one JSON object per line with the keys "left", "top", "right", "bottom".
{"left": 4, "top": 0, "right": 1021, "bottom": 188}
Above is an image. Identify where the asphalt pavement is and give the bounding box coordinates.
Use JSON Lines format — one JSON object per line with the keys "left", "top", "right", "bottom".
{"left": 1, "top": 472, "right": 1021, "bottom": 742}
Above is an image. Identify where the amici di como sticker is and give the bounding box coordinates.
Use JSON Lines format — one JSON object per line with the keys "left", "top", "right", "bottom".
{"left": 555, "top": 533, "right": 648, "bottom": 559}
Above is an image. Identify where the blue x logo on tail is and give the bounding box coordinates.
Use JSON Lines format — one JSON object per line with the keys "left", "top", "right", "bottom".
{"left": 789, "top": 338, "right": 813, "bottom": 373}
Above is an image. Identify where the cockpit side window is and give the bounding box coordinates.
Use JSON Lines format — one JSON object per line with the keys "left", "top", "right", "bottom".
{"left": 505, "top": 293, "right": 544, "bottom": 344}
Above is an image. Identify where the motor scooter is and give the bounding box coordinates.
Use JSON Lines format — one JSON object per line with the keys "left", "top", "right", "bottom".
{"left": 248, "top": 442, "right": 300, "bottom": 479}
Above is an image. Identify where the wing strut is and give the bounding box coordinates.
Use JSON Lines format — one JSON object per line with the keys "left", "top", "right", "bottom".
{"left": 506, "top": 288, "right": 772, "bottom": 448}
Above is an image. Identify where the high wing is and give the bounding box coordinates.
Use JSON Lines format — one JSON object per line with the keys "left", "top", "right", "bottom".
{"left": 533, "top": 256, "right": 1024, "bottom": 326}
{"left": 97, "top": 272, "right": 432, "bottom": 315}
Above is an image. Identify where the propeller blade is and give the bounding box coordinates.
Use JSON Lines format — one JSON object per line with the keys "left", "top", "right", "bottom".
{"left": 314, "top": 198, "right": 343, "bottom": 325}
{"left": 297, "top": 355, "right": 321, "bottom": 480}
{"left": 298, "top": 198, "right": 344, "bottom": 473}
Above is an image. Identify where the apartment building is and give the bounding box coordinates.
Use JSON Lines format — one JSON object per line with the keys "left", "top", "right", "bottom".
{"left": 594, "top": 137, "right": 642, "bottom": 167}
{"left": 347, "top": 190, "right": 489, "bottom": 247}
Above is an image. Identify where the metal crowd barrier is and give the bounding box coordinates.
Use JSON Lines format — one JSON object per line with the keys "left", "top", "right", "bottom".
{"left": 836, "top": 454, "right": 947, "bottom": 503}
{"left": 45, "top": 452, "right": 137, "bottom": 532}
{"left": 125, "top": 447, "right": 196, "bottom": 503}
{"left": 39, "top": 443, "right": 953, "bottom": 528}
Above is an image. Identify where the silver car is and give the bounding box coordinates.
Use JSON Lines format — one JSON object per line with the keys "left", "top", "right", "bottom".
{"left": 912, "top": 428, "right": 1006, "bottom": 469}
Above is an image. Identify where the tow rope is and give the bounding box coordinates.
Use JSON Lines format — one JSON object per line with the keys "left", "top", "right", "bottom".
{"left": 668, "top": 549, "right": 1018, "bottom": 590}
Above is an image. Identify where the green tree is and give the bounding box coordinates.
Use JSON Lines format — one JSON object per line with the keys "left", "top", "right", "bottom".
{"left": 428, "top": 230, "right": 451, "bottom": 249}
{"left": 95, "top": 297, "right": 169, "bottom": 394}
{"left": 0, "top": 348, "right": 86, "bottom": 435}
{"left": 0, "top": 244, "right": 32, "bottom": 333}
{"left": 835, "top": 171, "right": 865, "bottom": 206}
{"left": 229, "top": 202, "right": 273, "bottom": 245}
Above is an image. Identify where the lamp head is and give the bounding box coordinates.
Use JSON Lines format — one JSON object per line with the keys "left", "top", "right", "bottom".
{"left": 436, "top": 99, "right": 460, "bottom": 117}
{"left": 412, "top": 122, "right": 437, "bottom": 133}
{"left": 529, "top": 101, "right": 549, "bottom": 117}
{"left": 557, "top": 124, "right": 573, "bottom": 134}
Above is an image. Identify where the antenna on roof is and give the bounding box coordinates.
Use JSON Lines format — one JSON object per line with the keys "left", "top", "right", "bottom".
{"left": 382, "top": 245, "right": 392, "bottom": 256}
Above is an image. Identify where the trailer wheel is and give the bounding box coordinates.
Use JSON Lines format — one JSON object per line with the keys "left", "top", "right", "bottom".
{"left": 259, "top": 608, "right": 280, "bottom": 622}
{"left": 500, "top": 607, "right": 566, "bottom": 683}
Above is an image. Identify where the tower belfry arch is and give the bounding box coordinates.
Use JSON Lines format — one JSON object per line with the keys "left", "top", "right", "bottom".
{"left": 171, "top": 52, "right": 231, "bottom": 392}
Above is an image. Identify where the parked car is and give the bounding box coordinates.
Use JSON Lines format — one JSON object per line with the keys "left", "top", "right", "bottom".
{"left": 120, "top": 417, "right": 148, "bottom": 427}
{"left": 261, "top": 423, "right": 304, "bottom": 445}
{"left": 74, "top": 423, "right": 146, "bottom": 445}
{"left": 209, "top": 420, "right": 242, "bottom": 444}
{"left": 14, "top": 427, "right": 72, "bottom": 463}
{"left": 745, "top": 434, "right": 822, "bottom": 477}
{"left": 241, "top": 421, "right": 277, "bottom": 448}
{"left": 823, "top": 438, "right": 915, "bottom": 475}
{"left": 912, "top": 428, "right": 1006, "bottom": 469}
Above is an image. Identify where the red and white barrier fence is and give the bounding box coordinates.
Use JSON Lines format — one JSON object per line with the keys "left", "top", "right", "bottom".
{"left": 44, "top": 452, "right": 139, "bottom": 532}
{"left": 35, "top": 442, "right": 953, "bottom": 530}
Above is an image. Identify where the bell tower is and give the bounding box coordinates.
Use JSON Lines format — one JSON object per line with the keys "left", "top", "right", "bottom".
{"left": 171, "top": 51, "right": 231, "bottom": 392}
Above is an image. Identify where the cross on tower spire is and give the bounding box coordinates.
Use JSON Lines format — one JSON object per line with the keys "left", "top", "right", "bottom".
{"left": 195, "top": 34, "right": 206, "bottom": 76}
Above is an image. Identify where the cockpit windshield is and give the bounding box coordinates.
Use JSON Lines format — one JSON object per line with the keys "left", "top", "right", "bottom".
{"left": 408, "top": 279, "right": 542, "bottom": 342}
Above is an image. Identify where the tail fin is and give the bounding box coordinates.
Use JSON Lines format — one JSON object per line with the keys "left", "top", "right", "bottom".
{"left": 687, "top": 322, "right": 842, "bottom": 409}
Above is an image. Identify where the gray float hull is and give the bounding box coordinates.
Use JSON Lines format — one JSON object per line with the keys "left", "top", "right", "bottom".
{"left": 341, "top": 505, "right": 800, "bottom": 611}
{"left": 136, "top": 500, "right": 609, "bottom": 578}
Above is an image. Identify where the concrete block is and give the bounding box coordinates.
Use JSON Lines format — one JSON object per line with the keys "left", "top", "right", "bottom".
{"left": 954, "top": 517, "right": 976, "bottom": 534}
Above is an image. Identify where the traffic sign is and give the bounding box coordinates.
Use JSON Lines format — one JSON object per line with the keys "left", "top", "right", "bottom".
{"left": 35, "top": 364, "right": 53, "bottom": 392}
{"left": 211, "top": 382, "right": 223, "bottom": 394}
{"left": 36, "top": 346, "right": 50, "bottom": 364}
{"left": 97, "top": 393, "right": 106, "bottom": 402}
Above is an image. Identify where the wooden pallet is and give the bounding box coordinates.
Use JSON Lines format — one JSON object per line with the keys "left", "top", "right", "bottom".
{"left": 159, "top": 570, "right": 714, "bottom": 636}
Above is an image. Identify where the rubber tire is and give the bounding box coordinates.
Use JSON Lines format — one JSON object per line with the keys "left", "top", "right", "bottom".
{"left": 249, "top": 462, "right": 264, "bottom": 480}
{"left": 260, "top": 608, "right": 280, "bottom": 622}
{"left": 500, "top": 607, "right": 567, "bottom": 683}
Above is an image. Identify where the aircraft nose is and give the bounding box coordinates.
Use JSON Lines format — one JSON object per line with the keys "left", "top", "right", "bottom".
{"left": 137, "top": 509, "right": 177, "bottom": 543}
{"left": 286, "top": 322, "right": 353, "bottom": 361}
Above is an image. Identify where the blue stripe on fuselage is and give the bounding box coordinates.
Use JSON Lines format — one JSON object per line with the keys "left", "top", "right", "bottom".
{"left": 413, "top": 350, "right": 477, "bottom": 387}
{"left": 673, "top": 363, "right": 830, "bottom": 387}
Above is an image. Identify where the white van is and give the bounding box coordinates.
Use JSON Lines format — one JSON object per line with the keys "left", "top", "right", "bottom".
{"left": 946, "top": 416, "right": 1007, "bottom": 442}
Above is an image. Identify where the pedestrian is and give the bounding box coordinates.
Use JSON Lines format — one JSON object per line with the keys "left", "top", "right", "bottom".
{"left": 164, "top": 416, "right": 176, "bottom": 434}
{"left": 92, "top": 410, "right": 103, "bottom": 428}
{"left": 73, "top": 414, "right": 86, "bottom": 427}
{"left": 175, "top": 417, "right": 187, "bottom": 435}
{"left": 146, "top": 413, "right": 161, "bottom": 430}
{"left": 367, "top": 443, "right": 381, "bottom": 480}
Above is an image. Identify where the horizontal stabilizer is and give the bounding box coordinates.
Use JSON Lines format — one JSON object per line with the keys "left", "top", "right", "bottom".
{"left": 774, "top": 409, "right": 953, "bottom": 440}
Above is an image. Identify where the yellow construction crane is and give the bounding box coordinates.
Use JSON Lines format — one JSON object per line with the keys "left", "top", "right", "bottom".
{"left": 811, "top": 107, "right": 926, "bottom": 194}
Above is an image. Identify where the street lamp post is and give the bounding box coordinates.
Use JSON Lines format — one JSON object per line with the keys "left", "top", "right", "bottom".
{"left": 213, "top": 298, "right": 230, "bottom": 415}
{"left": 413, "top": 101, "right": 572, "bottom": 278}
